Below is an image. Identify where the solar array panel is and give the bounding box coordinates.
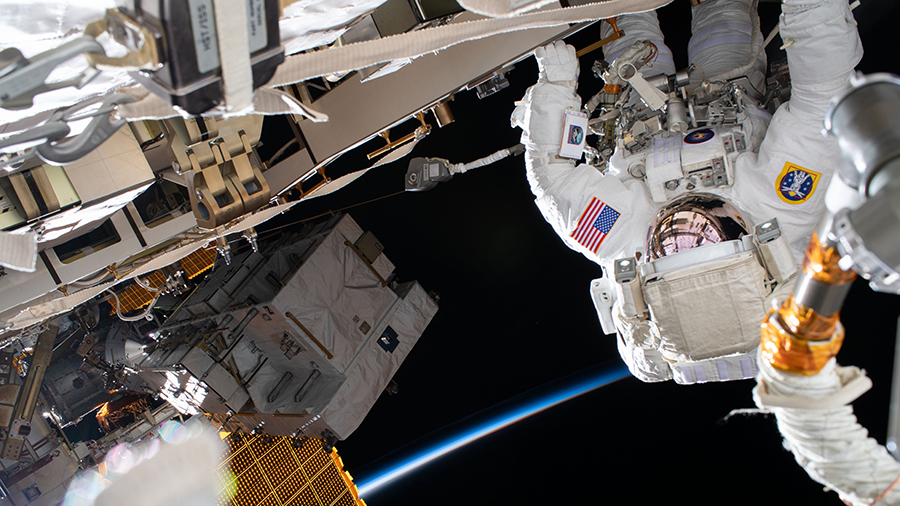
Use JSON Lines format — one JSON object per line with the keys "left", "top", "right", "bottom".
{"left": 216, "top": 433, "right": 365, "bottom": 506}
{"left": 109, "top": 270, "right": 167, "bottom": 315}
{"left": 182, "top": 244, "right": 218, "bottom": 280}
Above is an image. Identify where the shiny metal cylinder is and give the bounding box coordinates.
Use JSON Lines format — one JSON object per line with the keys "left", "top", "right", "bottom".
{"left": 824, "top": 74, "right": 900, "bottom": 195}
{"left": 646, "top": 73, "right": 669, "bottom": 91}
{"left": 675, "top": 68, "right": 691, "bottom": 88}
{"left": 790, "top": 211, "right": 856, "bottom": 316}
{"left": 666, "top": 94, "right": 688, "bottom": 134}
{"left": 431, "top": 99, "right": 455, "bottom": 128}
{"left": 791, "top": 275, "right": 854, "bottom": 317}
{"left": 844, "top": 187, "right": 900, "bottom": 289}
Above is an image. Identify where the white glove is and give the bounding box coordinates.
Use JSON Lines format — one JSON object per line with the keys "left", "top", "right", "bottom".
{"left": 535, "top": 41, "right": 578, "bottom": 85}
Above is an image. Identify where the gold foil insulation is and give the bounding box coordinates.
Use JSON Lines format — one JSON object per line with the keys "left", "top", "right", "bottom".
{"left": 803, "top": 232, "right": 857, "bottom": 285}
{"left": 760, "top": 299, "right": 845, "bottom": 375}
{"left": 604, "top": 84, "right": 621, "bottom": 94}
{"left": 779, "top": 295, "right": 843, "bottom": 342}
{"left": 760, "top": 233, "right": 857, "bottom": 375}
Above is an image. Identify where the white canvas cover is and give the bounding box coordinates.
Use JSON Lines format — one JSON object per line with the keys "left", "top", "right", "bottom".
{"left": 642, "top": 251, "right": 769, "bottom": 362}
{"left": 755, "top": 359, "right": 900, "bottom": 505}
{"left": 229, "top": 214, "right": 437, "bottom": 439}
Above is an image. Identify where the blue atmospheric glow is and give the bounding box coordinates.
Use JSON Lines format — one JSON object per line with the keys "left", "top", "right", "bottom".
{"left": 355, "top": 362, "right": 630, "bottom": 497}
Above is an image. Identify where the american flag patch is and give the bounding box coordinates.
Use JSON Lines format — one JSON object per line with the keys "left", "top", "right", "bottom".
{"left": 570, "top": 197, "right": 620, "bottom": 253}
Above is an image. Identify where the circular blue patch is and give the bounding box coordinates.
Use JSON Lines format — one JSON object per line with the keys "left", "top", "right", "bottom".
{"left": 568, "top": 125, "right": 584, "bottom": 145}
{"left": 684, "top": 129, "right": 715, "bottom": 144}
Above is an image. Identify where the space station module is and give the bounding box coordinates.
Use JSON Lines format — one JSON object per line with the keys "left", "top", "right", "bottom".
{"left": 512, "top": 0, "right": 863, "bottom": 384}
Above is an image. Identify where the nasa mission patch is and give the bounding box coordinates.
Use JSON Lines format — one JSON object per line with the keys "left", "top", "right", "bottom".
{"left": 683, "top": 128, "right": 715, "bottom": 144}
{"left": 776, "top": 162, "right": 821, "bottom": 205}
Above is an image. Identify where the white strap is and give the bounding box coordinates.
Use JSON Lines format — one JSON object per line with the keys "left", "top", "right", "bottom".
{"left": 119, "top": 86, "right": 329, "bottom": 122}
{"left": 0, "top": 231, "right": 37, "bottom": 273}
{"left": 212, "top": 0, "right": 254, "bottom": 112}
{"left": 450, "top": 147, "right": 512, "bottom": 174}
{"left": 755, "top": 367, "right": 873, "bottom": 410}
{"left": 117, "top": 0, "right": 672, "bottom": 120}
{"left": 672, "top": 351, "right": 758, "bottom": 385}
{"left": 252, "top": 88, "right": 329, "bottom": 122}
{"left": 459, "top": 0, "right": 559, "bottom": 17}
{"left": 269, "top": 0, "right": 671, "bottom": 87}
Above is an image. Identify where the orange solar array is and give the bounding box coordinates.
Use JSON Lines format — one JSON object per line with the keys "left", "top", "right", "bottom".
{"left": 182, "top": 244, "right": 218, "bottom": 280}
{"left": 109, "top": 270, "right": 166, "bottom": 315}
{"left": 216, "top": 433, "right": 366, "bottom": 506}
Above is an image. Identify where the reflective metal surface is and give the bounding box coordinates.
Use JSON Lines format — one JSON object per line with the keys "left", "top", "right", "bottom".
{"left": 824, "top": 73, "right": 900, "bottom": 195}
{"left": 646, "top": 193, "right": 752, "bottom": 260}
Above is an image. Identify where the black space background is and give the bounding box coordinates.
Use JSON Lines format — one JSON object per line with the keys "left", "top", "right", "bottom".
{"left": 255, "top": 2, "right": 900, "bottom": 504}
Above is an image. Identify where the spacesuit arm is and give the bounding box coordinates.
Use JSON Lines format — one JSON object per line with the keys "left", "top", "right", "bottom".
{"left": 511, "top": 43, "right": 657, "bottom": 265}
{"left": 779, "top": 0, "right": 863, "bottom": 121}
{"left": 731, "top": 0, "right": 862, "bottom": 258}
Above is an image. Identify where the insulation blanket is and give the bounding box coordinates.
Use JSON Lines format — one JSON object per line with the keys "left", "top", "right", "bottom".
{"left": 754, "top": 359, "right": 900, "bottom": 506}
{"left": 642, "top": 252, "right": 768, "bottom": 362}
{"left": 233, "top": 215, "right": 437, "bottom": 440}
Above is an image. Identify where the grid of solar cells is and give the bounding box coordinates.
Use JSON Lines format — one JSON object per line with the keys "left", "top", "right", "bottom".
{"left": 181, "top": 244, "right": 217, "bottom": 279}
{"left": 259, "top": 439, "right": 294, "bottom": 489}
{"left": 258, "top": 493, "right": 280, "bottom": 506}
{"left": 215, "top": 433, "right": 365, "bottom": 506}
{"left": 110, "top": 270, "right": 166, "bottom": 315}
{"left": 288, "top": 486, "right": 318, "bottom": 506}
{"left": 275, "top": 466, "right": 306, "bottom": 503}
{"left": 301, "top": 447, "right": 332, "bottom": 477}
{"left": 311, "top": 465, "right": 344, "bottom": 506}
{"left": 292, "top": 437, "right": 320, "bottom": 466}
{"left": 332, "top": 492, "right": 356, "bottom": 506}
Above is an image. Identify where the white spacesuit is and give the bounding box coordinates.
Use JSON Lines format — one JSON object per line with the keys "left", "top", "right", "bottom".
{"left": 511, "top": 0, "right": 862, "bottom": 383}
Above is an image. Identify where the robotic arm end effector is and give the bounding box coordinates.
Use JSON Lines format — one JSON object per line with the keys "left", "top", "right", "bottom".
{"left": 761, "top": 73, "right": 900, "bottom": 378}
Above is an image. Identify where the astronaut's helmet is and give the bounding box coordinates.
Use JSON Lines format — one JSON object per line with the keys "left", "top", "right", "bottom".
{"left": 646, "top": 193, "right": 752, "bottom": 260}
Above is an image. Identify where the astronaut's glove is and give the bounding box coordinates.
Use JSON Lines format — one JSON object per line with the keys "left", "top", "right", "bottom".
{"left": 535, "top": 41, "right": 578, "bottom": 87}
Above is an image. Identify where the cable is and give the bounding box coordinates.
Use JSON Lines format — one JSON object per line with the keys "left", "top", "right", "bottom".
{"left": 265, "top": 139, "right": 298, "bottom": 167}
{"left": 449, "top": 146, "right": 522, "bottom": 175}
{"left": 862, "top": 472, "right": 900, "bottom": 506}
{"left": 106, "top": 289, "right": 159, "bottom": 322}
{"left": 255, "top": 190, "right": 407, "bottom": 241}
{"left": 133, "top": 275, "right": 160, "bottom": 293}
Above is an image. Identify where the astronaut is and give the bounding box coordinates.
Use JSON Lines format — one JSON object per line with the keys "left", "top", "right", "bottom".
{"left": 511, "top": 0, "right": 862, "bottom": 383}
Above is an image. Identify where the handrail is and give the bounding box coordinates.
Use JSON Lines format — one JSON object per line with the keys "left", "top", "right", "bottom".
{"left": 285, "top": 311, "right": 333, "bottom": 359}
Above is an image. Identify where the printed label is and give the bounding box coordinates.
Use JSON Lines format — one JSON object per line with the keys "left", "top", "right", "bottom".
{"left": 189, "top": 0, "right": 268, "bottom": 74}
{"left": 189, "top": 0, "right": 220, "bottom": 74}
{"left": 559, "top": 111, "right": 588, "bottom": 159}
{"left": 247, "top": 0, "right": 268, "bottom": 53}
